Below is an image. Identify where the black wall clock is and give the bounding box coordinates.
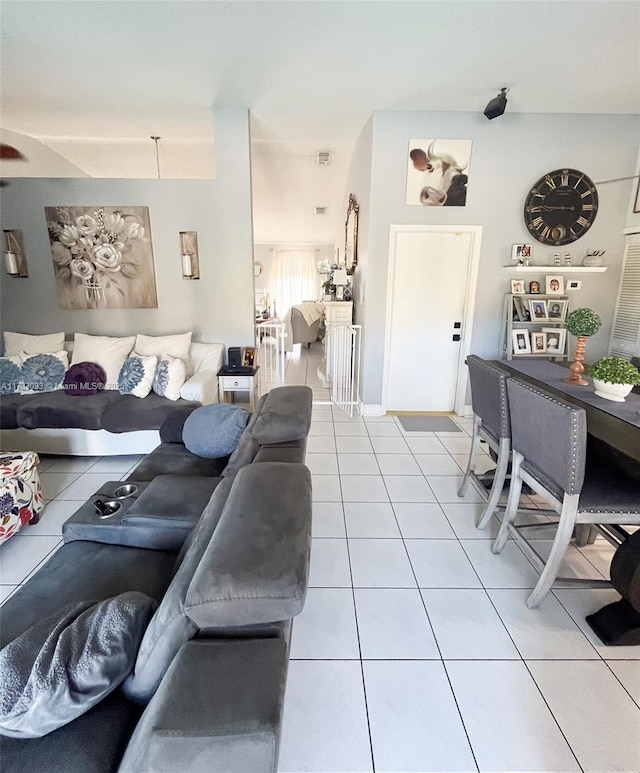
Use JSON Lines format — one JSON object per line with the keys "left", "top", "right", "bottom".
{"left": 524, "top": 168, "right": 598, "bottom": 245}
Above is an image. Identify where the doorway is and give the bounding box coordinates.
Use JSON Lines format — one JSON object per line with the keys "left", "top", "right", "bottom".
{"left": 382, "top": 225, "right": 482, "bottom": 414}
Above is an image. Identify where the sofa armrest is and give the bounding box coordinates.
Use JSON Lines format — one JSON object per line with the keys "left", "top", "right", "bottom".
{"left": 118, "top": 637, "right": 288, "bottom": 773}
{"left": 179, "top": 369, "right": 219, "bottom": 404}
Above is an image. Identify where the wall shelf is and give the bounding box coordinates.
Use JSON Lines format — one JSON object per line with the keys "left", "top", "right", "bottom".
{"left": 502, "top": 266, "right": 607, "bottom": 273}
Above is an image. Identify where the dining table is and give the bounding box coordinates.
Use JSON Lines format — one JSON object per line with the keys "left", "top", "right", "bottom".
{"left": 493, "top": 359, "right": 640, "bottom": 467}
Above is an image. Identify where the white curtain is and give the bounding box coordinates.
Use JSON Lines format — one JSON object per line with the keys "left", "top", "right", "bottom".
{"left": 273, "top": 249, "right": 317, "bottom": 318}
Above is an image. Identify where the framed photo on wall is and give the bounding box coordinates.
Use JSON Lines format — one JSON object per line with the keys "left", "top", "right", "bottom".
{"left": 511, "top": 244, "right": 532, "bottom": 261}
{"left": 528, "top": 299, "right": 549, "bottom": 322}
{"left": 547, "top": 299, "right": 567, "bottom": 321}
{"left": 512, "top": 330, "right": 531, "bottom": 355}
{"left": 545, "top": 275, "right": 564, "bottom": 294}
{"left": 511, "top": 279, "right": 526, "bottom": 294}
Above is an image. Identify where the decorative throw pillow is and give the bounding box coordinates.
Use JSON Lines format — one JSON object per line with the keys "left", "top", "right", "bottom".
{"left": 0, "top": 355, "right": 23, "bottom": 395}
{"left": 62, "top": 362, "right": 106, "bottom": 396}
{"left": 152, "top": 354, "right": 186, "bottom": 401}
{"left": 3, "top": 331, "right": 65, "bottom": 357}
{"left": 70, "top": 334, "right": 135, "bottom": 390}
{"left": 19, "top": 351, "right": 69, "bottom": 394}
{"left": 134, "top": 333, "right": 192, "bottom": 373}
{"left": 182, "top": 403, "right": 250, "bottom": 458}
{"left": 0, "top": 592, "right": 157, "bottom": 739}
{"left": 118, "top": 354, "right": 158, "bottom": 398}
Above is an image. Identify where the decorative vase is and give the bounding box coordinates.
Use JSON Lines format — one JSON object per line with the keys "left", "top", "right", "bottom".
{"left": 562, "top": 335, "right": 589, "bottom": 386}
{"left": 592, "top": 379, "right": 633, "bottom": 402}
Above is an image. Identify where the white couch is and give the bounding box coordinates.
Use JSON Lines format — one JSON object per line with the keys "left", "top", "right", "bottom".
{"left": 0, "top": 342, "right": 224, "bottom": 456}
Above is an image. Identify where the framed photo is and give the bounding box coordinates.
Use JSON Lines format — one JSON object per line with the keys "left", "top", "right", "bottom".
{"left": 405, "top": 139, "right": 472, "bottom": 206}
{"left": 511, "top": 243, "right": 532, "bottom": 261}
{"left": 547, "top": 299, "right": 567, "bottom": 321}
{"left": 528, "top": 280, "right": 541, "bottom": 294}
{"left": 512, "top": 329, "right": 531, "bottom": 355}
{"left": 566, "top": 279, "right": 582, "bottom": 290}
{"left": 531, "top": 332, "right": 547, "bottom": 353}
{"left": 242, "top": 346, "right": 256, "bottom": 368}
{"left": 512, "top": 296, "right": 530, "bottom": 322}
{"left": 543, "top": 327, "right": 567, "bottom": 355}
{"left": 545, "top": 275, "right": 564, "bottom": 294}
{"left": 528, "top": 299, "right": 549, "bottom": 322}
{"left": 511, "top": 279, "right": 526, "bottom": 294}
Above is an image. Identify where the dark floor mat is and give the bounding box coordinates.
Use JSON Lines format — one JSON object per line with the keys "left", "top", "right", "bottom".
{"left": 396, "top": 416, "right": 462, "bottom": 432}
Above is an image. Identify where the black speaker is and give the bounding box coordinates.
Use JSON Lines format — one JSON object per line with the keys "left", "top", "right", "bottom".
{"left": 484, "top": 89, "right": 508, "bottom": 120}
{"left": 228, "top": 347, "right": 243, "bottom": 369}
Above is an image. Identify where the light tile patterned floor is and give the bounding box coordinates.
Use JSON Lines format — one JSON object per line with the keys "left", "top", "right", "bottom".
{"left": 2, "top": 343, "right": 639, "bottom": 772}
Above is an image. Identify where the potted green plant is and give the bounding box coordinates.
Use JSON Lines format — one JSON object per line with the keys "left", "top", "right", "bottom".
{"left": 322, "top": 279, "right": 335, "bottom": 300}
{"left": 589, "top": 356, "right": 640, "bottom": 402}
{"left": 562, "top": 307, "right": 602, "bottom": 385}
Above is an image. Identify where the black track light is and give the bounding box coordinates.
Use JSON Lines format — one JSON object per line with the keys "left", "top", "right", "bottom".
{"left": 484, "top": 88, "right": 508, "bottom": 120}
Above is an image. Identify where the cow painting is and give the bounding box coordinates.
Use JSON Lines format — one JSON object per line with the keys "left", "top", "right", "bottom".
{"left": 405, "top": 139, "right": 472, "bottom": 207}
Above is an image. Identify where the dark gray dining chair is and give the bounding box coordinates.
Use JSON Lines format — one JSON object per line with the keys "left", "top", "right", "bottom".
{"left": 492, "top": 378, "right": 640, "bottom": 608}
{"left": 457, "top": 356, "right": 513, "bottom": 529}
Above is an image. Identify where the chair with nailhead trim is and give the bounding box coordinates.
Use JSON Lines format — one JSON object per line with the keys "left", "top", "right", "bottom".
{"left": 492, "top": 378, "right": 640, "bottom": 608}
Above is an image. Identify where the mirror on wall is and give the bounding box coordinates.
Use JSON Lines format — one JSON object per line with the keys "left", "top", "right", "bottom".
{"left": 345, "top": 193, "right": 359, "bottom": 274}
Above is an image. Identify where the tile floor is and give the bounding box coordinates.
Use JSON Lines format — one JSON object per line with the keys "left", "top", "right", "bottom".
{"left": 2, "top": 344, "right": 639, "bottom": 772}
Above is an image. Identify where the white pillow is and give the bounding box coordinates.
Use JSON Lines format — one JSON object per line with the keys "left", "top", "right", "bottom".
{"left": 4, "top": 332, "right": 65, "bottom": 357}
{"left": 19, "top": 351, "right": 69, "bottom": 394}
{"left": 134, "top": 333, "right": 192, "bottom": 369}
{"left": 0, "top": 354, "right": 23, "bottom": 395}
{"left": 118, "top": 354, "right": 157, "bottom": 399}
{"left": 152, "top": 354, "right": 186, "bottom": 401}
{"left": 71, "top": 334, "right": 135, "bottom": 390}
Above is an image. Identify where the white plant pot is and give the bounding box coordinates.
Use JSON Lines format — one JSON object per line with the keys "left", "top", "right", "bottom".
{"left": 592, "top": 378, "right": 633, "bottom": 402}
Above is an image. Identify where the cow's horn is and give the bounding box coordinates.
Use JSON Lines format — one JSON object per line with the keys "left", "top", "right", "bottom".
{"left": 426, "top": 140, "right": 438, "bottom": 160}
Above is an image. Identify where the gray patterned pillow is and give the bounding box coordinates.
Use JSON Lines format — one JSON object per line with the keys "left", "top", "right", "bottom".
{"left": 118, "top": 354, "right": 158, "bottom": 398}
{"left": 18, "top": 351, "right": 68, "bottom": 394}
{"left": 0, "top": 592, "right": 156, "bottom": 738}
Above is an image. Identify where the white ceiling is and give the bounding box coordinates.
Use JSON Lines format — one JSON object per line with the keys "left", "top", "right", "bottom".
{"left": 1, "top": 1, "right": 639, "bottom": 244}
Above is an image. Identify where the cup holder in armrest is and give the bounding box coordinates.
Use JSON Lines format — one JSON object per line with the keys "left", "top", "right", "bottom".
{"left": 112, "top": 484, "right": 138, "bottom": 499}
{"left": 94, "top": 499, "right": 122, "bottom": 519}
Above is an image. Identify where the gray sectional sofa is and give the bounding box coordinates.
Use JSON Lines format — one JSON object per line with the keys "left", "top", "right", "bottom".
{"left": 0, "top": 385, "right": 313, "bottom": 773}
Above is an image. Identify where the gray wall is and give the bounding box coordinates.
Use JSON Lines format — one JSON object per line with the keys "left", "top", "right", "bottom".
{"left": 358, "top": 111, "right": 639, "bottom": 406}
{"left": 0, "top": 108, "right": 255, "bottom": 351}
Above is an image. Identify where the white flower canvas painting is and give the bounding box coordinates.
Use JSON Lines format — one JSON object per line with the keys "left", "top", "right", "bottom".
{"left": 45, "top": 206, "right": 158, "bottom": 309}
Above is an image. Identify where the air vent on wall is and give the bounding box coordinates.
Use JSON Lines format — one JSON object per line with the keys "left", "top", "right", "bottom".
{"left": 314, "top": 206, "right": 327, "bottom": 215}
{"left": 317, "top": 151, "right": 331, "bottom": 166}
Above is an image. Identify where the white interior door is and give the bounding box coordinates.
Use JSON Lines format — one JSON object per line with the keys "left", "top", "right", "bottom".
{"left": 383, "top": 226, "right": 481, "bottom": 413}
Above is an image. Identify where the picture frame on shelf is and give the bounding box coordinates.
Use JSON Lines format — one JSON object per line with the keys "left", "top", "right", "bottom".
{"left": 512, "top": 296, "right": 530, "bottom": 322}
{"left": 511, "top": 279, "right": 526, "bottom": 294}
{"left": 547, "top": 299, "right": 567, "bottom": 321}
{"left": 567, "top": 279, "right": 582, "bottom": 290}
{"left": 528, "top": 299, "right": 548, "bottom": 322}
{"left": 512, "top": 329, "right": 531, "bottom": 355}
{"left": 511, "top": 243, "right": 532, "bottom": 260}
{"left": 545, "top": 275, "right": 564, "bottom": 294}
{"left": 529, "top": 280, "right": 541, "bottom": 294}
{"left": 241, "top": 347, "right": 257, "bottom": 368}
{"left": 543, "top": 327, "right": 566, "bottom": 354}
{"left": 531, "top": 332, "right": 547, "bottom": 353}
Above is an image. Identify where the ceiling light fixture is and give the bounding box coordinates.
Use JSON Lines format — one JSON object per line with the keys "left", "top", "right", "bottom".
{"left": 151, "top": 135, "right": 161, "bottom": 178}
{"left": 484, "top": 88, "right": 508, "bottom": 120}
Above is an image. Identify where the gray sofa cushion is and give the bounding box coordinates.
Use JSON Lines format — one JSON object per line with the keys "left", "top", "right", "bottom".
{"left": 182, "top": 403, "right": 249, "bottom": 458}
{"left": 221, "top": 394, "right": 267, "bottom": 480}
{"left": 15, "top": 390, "right": 122, "bottom": 430}
{"left": 0, "top": 692, "right": 140, "bottom": 773}
{"left": 0, "top": 393, "right": 40, "bottom": 430}
{"left": 102, "top": 393, "right": 200, "bottom": 433}
{"left": 127, "top": 443, "right": 229, "bottom": 482}
{"left": 0, "top": 541, "right": 176, "bottom": 648}
{"left": 185, "top": 462, "right": 312, "bottom": 628}
{"left": 0, "top": 593, "right": 156, "bottom": 739}
{"left": 123, "top": 477, "right": 234, "bottom": 704}
{"left": 251, "top": 386, "right": 312, "bottom": 445}
{"left": 119, "top": 638, "right": 288, "bottom": 773}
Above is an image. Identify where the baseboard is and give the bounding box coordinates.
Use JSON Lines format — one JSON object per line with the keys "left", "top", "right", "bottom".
{"left": 360, "top": 403, "right": 385, "bottom": 417}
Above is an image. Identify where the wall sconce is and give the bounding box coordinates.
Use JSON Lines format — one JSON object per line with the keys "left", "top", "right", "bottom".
{"left": 3, "top": 230, "right": 28, "bottom": 277}
{"left": 179, "top": 231, "right": 200, "bottom": 280}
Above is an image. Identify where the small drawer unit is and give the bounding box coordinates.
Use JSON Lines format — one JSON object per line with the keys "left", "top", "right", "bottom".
{"left": 217, "top": 367, "right": 260, "bottom": 411}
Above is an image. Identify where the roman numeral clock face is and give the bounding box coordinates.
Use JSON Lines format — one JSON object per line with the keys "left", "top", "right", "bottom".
{"left": 524, "top": 168, "right": 598, "bottom": 245}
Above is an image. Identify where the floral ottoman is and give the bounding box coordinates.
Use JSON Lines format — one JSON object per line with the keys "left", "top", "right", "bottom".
{"left": 0, "top": 451, "right": 44, "bottom": 544}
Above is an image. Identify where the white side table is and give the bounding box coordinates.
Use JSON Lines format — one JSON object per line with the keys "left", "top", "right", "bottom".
{"left": 217, "top": 367, "right": 260, "bottom": 411}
